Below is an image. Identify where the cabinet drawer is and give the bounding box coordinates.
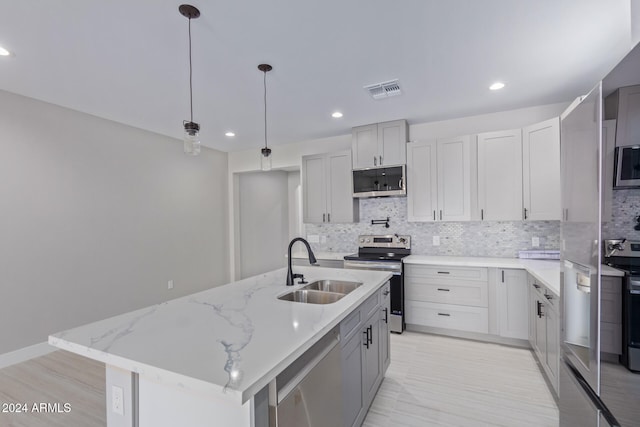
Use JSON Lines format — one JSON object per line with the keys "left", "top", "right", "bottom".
{"left": 405, "top": 300, "right": 488, "bottom": 334}
{"left": 601, "top": 291, "right": 622, "bottom": 324}
{"left": 361, "top": 292, "right": 380, "bottom": 320}
{"left": 405, "top": 265, "right": 488, "bottom": 282}
{"left": 602, "top": 276, "right": 622, "bottom": 294}
{"left": 405, "top": 278, "right": 488, "bottom": 307}
{"left": 340, "top": 308, "right": 362, "bottom": 344}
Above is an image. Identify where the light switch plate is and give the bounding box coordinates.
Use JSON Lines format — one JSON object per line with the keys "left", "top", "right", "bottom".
{"left": 532, "top": 237, "right": 540, "bottom": 247}
{"left": 433, "top": 236, "right": 440, "bottom": 246}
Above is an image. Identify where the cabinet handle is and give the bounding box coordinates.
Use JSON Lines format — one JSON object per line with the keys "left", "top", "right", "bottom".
{"left": 481, "top": 209, "right": 484, "bottom": 220}
{"left": 437, "top": 271, "right": 450, "bottom": 275}
{"left": 374, "top": 156, "right": 377, "bottom": 166}
{"left": 368, "top": 325, "right": 373, "bottom": 345}
{"left": 363, "top": 331, "right": 370, "bottom": 349}
{"left": 524, "top": 208, "right": 528, "bottom": 220}
{"left": 438, "top": 313, "right": 451, "bottom": 317}
{"left": 323, "top": 213, "right": 326, "bottom": 222}
{"left": 544, "top": 293, "right": 552, "bottom": 300}
{"left": 501, "top": 270, "right": 505, "bottom": 283}
{"left": 533, "top": 283, "right": 540, "bottom": 289}
{"left": 383, "top": 289, "right": 390, "bottom": 296}
{"left": 379, "top": 155, "right": 383, "bottom": 165}
{"left": 433, "top": 210, "right": 436, "bottom": 221}
{"left": 383, "top": 308, "right": 388, "bottom": 323}
{"left": 437, "top": 288, "right": 450, "bottom": 292}
{"left": 537, "top": 301, "right": 544, "bottom": 318}
{"left": 439, "top": 210, "right": 443, "bottom": 220}
{"left": 327, "top": 213, "right": 330, "bottom": 223}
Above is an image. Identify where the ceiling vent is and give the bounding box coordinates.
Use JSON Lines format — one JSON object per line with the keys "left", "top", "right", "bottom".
{"left": 364, "top": 79, "right": 402, "bottom": 100}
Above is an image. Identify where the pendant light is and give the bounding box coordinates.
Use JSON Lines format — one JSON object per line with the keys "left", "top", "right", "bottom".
{"left": 258, "top": 64, "right": 273, "bottom": 171}
{"left": 179, "top": 4, "right": 201, "bottom": 156}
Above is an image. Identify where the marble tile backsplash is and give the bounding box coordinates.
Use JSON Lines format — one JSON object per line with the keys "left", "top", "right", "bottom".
{"left": 305, "top": 197, "right": 560, "bottom": 257}
{"left": 602, "top": 189, "right": 640, "bottom": 240}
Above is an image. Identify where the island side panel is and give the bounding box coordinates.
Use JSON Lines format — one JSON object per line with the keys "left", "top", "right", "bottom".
{"left": 137, "top": 375, "right": 252, "bottom": 427}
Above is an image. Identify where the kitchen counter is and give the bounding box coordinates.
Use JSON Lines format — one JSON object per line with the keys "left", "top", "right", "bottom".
{"left": 403, "top": 255, "right": 624, "bottom": 296}
{"left": 49, "top": 266, "right": 391, "bottom": 411}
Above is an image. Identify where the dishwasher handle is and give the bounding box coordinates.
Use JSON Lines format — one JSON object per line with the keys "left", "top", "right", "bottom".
{"left": 275, "top": 331, "right": 340, "bottom": 404}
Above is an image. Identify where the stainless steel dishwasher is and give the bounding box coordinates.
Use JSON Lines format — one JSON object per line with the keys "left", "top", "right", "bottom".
{"left": 269, "top": 326, "right": 342, "bottom": 427}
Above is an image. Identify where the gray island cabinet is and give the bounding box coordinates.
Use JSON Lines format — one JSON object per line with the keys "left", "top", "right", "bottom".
{"left": 49, "top": 266, "right": 391, "bottom": 427}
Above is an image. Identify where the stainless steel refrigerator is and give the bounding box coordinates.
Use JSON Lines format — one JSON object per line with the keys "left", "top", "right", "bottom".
{"left": 559, "top": 43, "right": 640, "bottom": 427}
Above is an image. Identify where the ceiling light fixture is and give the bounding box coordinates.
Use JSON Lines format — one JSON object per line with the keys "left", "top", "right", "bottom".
{"left": 179, "top": 4, "right": 201, "bottom": 156}
{"left": 225, "top": 131, "right": 236, "bottom": 137}
{"left": 258, "top": 63, "right": 273, "bottom": 171}
{"left": 331, "top": 111, "right": 343, "bottom": 118}
{"left": 489, "top": 82, "right": 505, "bottom": 91}
{"left": 0, "top": 46, "right": 10, "bottom": 56}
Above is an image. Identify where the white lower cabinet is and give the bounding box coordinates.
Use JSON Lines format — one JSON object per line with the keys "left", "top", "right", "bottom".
{"left": 601, "top": 275, "right": 622, "bottom": 355}
{"left": 405, "top": 264, "right": 489, "bottom": 334}
{"left": 494, "top": 269, "right": 529, "bottom": 340}
{"left": 341, "top": 282, "right": 390, "bottom": 427}
{"left": 528, "top": 273, "right": 559, "bottom": 394}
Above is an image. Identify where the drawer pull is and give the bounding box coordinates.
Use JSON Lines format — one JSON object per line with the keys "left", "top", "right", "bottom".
{"left": 545, "top": 294, "right": 553, "bottom": 300}
{"left": 437, "top": 271, "right": 450, "bottom": 275}
{"left": 437, "top": 313, "right": 451, "bottom": 317}
{"left": 363, "top": 331, "right": 370, "bottom": 349}
{"left": 437, "top": 288, "right": 450, "bottom": 292}
{"left": 533, "top": 284, "right": 540, "bottom": 289}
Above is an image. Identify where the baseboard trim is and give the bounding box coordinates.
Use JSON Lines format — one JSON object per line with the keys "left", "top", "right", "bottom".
{"left": 0, "top": 342, "right": 56, "bottom": 369}
{"left": 405, "top": 324, "right": 531, "bottom": 348}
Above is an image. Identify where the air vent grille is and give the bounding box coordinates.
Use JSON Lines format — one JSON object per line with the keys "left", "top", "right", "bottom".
{"left": 364, "top": 79, "right": 402, "bottom": 100}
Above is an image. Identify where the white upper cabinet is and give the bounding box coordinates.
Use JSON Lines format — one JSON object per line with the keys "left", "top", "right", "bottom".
{"left": 477, "top": 129, "right": 523, "bottom": 221}
{"left": 605, "top": 84, "right": 640, "bottom": 147}
{"left": 407, "top": 141, "right": 438, "bottom": 221}
{"left": 302, "top": 150, "right": 358, "bottom": 224}
{"left": 352, "top": 120, "right": 407, "bottom": 169}
{"left": 522, "top": 117, "right": 561, "bottom": 220}
{"left": 407, "top": 136, "right": 472, "bottom": 222}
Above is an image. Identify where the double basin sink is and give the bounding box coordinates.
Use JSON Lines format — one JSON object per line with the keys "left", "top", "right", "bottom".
{"left": 278, "top": 280, "right": 362, "bottom": 305}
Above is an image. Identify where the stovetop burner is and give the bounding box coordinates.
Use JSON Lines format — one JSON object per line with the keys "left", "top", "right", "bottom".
{"left": 344, "top": 234, "right": 411, "bottom": 262}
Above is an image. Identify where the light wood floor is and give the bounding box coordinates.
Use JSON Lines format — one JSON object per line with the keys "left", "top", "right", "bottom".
{"left": 364, "top": 332, "right": 559, "bottom": 427}
{"left": 0, "top": 332, "right": 558, "bottom": 427}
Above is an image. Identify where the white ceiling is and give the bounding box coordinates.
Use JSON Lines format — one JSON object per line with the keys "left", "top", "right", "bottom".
{"left": 0, "top": 1, "right": 635, "bottom": 152}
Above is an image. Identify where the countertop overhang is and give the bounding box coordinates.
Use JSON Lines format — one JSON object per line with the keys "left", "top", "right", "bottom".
{"left": 49, "top": 267, "right": 391, "bottom": 405}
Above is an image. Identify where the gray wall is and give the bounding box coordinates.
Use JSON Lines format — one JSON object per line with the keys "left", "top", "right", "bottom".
{"left": 237, "top": 171, "right": 289, "bottom": 278}
{"left": 0, "top": 90, "right": 229, "bottom": 354}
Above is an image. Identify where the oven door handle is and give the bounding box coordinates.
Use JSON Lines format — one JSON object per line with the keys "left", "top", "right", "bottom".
{"left": 343, "top": 260, "right": 401, "bottom": 273}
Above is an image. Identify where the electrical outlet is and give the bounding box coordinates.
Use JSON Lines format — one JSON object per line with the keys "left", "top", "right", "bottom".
{"left": 111, "top": 385, "right": 124, "bottom": 415}
{"left": 532, "top": 237, "right": 540, "bottom": 248}
{"left": 168, "top": 280, "right": 174, "bottom": 289}
{"left": 433, "top": 236, "right": 440, "bottom": 246}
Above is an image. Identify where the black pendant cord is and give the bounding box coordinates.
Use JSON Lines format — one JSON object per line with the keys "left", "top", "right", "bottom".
{"left": 188, "top": 16, "right": 194, "bottom": 123}
{"left": 263, "top": 70, "right": 268, "bottom": 150}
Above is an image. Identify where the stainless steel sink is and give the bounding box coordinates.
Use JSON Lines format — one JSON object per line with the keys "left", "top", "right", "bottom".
{"left": 300, "top": 280, "right": 362, "bottom": 295}
{"left": 278, "top": 289, "right": 345, "bottom": 304}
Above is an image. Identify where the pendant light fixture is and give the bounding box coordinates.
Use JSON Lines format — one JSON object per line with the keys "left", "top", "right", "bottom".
{"left": 258, "top": 64, "right": 273, "bottom": 171}
{"left": 179, "top": 4, "right": 201, "bottom": 156}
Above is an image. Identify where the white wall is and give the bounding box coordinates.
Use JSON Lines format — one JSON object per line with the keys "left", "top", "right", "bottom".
{"left": 237, "top": 171, "right": 289, "bottom": 278}
{"left": 226, "top": 102, "right": 570, "bottom": 278}
{"left": 0, "top": 90, "right": 229, "bottom": 355}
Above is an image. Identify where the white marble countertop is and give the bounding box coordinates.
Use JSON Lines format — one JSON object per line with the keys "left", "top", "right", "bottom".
{"left": 49, "top": 267, "right": 391, "bottom": 405}
{"left": 403, "top": 256, "right": 625, "bottom": 296}
{"left": 289, "top": 251, "right": 353, "bottom": 260}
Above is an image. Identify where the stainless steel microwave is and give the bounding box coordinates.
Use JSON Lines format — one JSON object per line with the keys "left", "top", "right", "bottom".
{"left": 614, "top": 145, "right": 640, "bottom": 188}
{"left": 352, "top": 165, "right": 406, "bottom": 198}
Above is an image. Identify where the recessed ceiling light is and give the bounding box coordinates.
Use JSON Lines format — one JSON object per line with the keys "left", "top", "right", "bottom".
{"left": 225, "top": 131, "right": 235, "bottom": 137}
{"left": 0, "top": 46, "right": 10, "bottom": 56}
{"left": 489, "top": 82, "right": 505, "bottom": 91}
{"left": 331, "top": 111, "right": 343, "bottom": 118}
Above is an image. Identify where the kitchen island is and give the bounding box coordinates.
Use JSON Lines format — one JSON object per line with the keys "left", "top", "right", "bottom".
{"left": 49, "top": 266, "right": 392, "bottom": 427}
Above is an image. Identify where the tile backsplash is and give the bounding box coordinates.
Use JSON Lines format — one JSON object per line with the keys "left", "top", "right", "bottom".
{"left": 602, "top": 189, "right": 640, "bottom": 240}
{"left": 305, "top": 197, "right": 560, "bottom": 257}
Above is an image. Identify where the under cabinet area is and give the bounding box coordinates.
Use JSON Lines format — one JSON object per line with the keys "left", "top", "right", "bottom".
{"left": 340, "top": 282, "right": 390, "bottom": 427}
{"left": 528, "top": 273, "right": 559, "bottom": 394}
{"left": 407, "top": 135, "right": 473, "bottom": 222}
{"left": 352, "top": 120, "right": 407, "bottom": 169}
{"left": 302, "top": 150, "right": 358, "bottom": 224}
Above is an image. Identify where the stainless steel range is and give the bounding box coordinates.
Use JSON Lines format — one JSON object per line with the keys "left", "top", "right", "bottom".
{"left": 343, "top": 234, "right": 411, "bottom": 333}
